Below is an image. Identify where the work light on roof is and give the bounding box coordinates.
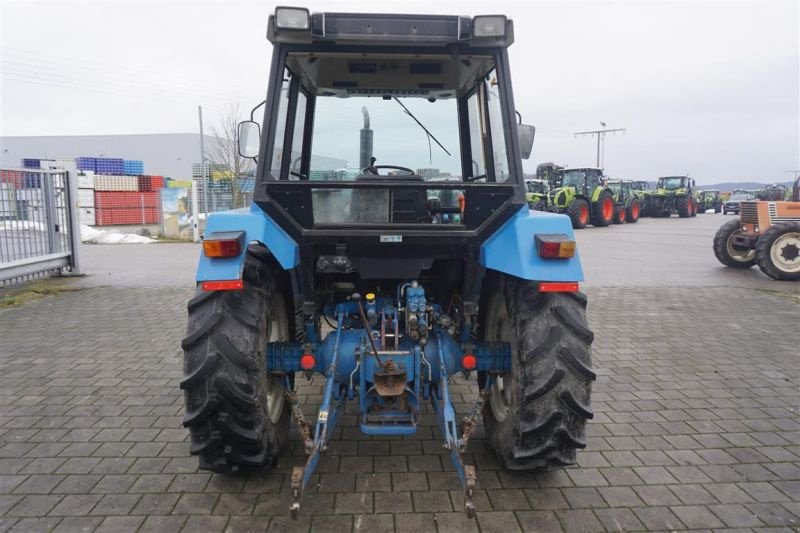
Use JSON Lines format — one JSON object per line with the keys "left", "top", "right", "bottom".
{"left": 275, "top": 6, "right": 310, "bottom": 30}
{"left": 472, "top": 15, "right": 507, "bottom": 37}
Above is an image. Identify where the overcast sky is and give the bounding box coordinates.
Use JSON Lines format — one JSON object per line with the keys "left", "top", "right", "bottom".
{"left": 1, "top": 0, "right": 798, "bottom": 184}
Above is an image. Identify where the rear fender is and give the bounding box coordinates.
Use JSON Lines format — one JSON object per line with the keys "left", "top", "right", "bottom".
{"left": 480, "top": 206, "right": 584, "bottom": 282}
{"left": 195, "top": 204, "right": 299, "bottom": 282}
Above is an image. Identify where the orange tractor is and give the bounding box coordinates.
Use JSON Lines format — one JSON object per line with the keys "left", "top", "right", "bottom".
{"left": 713, "top": 176, "right": 800, "bottom": 280}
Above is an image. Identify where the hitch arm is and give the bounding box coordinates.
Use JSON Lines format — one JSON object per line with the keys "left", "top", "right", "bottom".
{"left": 430, "top": 333, "right": 478, "bottom": 518}
{"left": 289, "top": 311, "right": 347, "bottom": 519}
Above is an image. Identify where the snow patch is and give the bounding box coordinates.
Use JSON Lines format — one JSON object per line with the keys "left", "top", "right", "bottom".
{"left": 80, "top": 225, "right": 155, "bottom": 244}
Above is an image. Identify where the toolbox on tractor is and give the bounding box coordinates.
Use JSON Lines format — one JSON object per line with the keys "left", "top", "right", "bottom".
{"left": 182, "top": 7, "right": 595, "bottom": 519}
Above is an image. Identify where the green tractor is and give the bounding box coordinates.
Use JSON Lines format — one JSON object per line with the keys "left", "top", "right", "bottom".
{"left": 629, "top": 180, "right": 653, "bottom": 217}
{"left": 525, "top": 178, "right": 549, "bottom": 211}
{"left": 547, "top": 167, "right": 615, "bottom": 229}
{"left": 607, "top": 179, "right": 641, "bottom": 224}
{"left": 650, "top": 175, "right": 697, "bottom": 218}
{"left": 695, "top": 189, "right": 722, "bottom": 213}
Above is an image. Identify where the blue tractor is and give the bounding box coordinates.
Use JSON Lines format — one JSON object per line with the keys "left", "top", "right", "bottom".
{"left": 182, "top": 7, "right": 595, "bottom": 518}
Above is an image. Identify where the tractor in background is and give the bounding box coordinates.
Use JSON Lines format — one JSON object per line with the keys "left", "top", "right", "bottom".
{"left": 607, "top": 179, "right": 641, "bottom": 224}
{"left": 547, "top": 167, "right": 615, "bottom": 229}
{"left": 650, "top": 176, "right": 697, "bottom": 218}
{"left": 525, "top": 178, "right": 550, "bottom": 211}
{"left": 714, "top": 176, "right": 800, "bottom": 280}
{"left": 629, "top": 180, "right": 653, "bottom": 217}
{"left": 696, "top": 189, "right": 722, "bottom": 214}
{"left": 536, "top": 162, "right": 564, "bottom": 189}
{"left": 182, "top": 7, "right": 595, "bottom": 519}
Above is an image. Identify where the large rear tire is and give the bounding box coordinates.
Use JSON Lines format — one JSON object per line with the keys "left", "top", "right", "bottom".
{"left": 713, "top": 218, "right": 756, "bottom": 268}
{"left": 677, "top": 196, "right": 691, "bottom": 218}
{"left": 481, "top": 276, "right": 595, "bottom": 470}
{"left": 755, "top": 222, "right": 800, "bottom": 281}
{"left": 613, "top": 205, "right": 625, "bottom": 224}
{"left": 625, "top": 199, "right": 640, "bottom": 223}
{"left": 567, "top": 199, "right": 590, "bottom": 229}
{"left": 591, "top": 191, "right": 614, "bottom": 227}
{"left": 181, "top": 251, "right": 291, "bottom": 474}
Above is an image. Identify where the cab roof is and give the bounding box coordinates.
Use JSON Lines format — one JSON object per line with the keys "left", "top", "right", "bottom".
{"left": 268, "top": 8, "right": 514, "bottom": 48}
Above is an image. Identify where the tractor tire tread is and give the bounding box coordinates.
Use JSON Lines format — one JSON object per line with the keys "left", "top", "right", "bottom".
{"left": 755, "top": 222, "right": 800, "bottom": 281}
{"left": 181, "top": 254, "right": 289, "bottom": 475}
{"left": 713, "top": 218, "right": 757, "bottom": 268}
{"left": 483, "top": 280, "right": 595, "bottom": 470}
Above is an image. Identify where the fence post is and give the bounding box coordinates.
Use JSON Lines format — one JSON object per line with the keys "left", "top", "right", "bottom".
{"left": 40, "top": 170, "right": 60, "bottom": 254}
{"left": 64, "top": 164, "right": 82, "bottom": 276}
{"left": 191, "top": 180, "right": 200, "bottom": 242}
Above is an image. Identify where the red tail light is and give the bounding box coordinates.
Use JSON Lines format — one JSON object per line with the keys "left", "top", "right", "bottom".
{"left": 202, "top": 231, "right": 245, "bottom": 258}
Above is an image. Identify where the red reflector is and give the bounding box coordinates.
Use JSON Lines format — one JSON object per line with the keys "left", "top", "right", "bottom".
{"left": 539, "top": 282, "right": 579, "bottom": 293}
{"left": 201, "top": 279, "right": 244, "bottom": 291}
{"left": 300, "top": 354, "right": 316, "bottom": 371}
{"left": 461, "top": 354, "right": 477, "bottom": 370}
{"left": 203, "top": 239, "right": 242, "bottom": 258}
{"left": 539, "top": 241, "right": 561, "bottom": 258}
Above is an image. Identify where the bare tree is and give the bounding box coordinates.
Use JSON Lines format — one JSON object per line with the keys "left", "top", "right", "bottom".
{"left": 206, "top": 103, "right": 255, "bottom": 208}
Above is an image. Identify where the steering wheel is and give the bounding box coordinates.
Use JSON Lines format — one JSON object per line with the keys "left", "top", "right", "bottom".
{"left": 361, "top": 165, "right": 415, "bottom": 176}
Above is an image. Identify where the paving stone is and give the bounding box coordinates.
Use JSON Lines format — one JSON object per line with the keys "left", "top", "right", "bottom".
{"left": 182, "top": 515, "right": 229, "bottom": 532}
{"left": 708, "top": 503, "right": 766, "bottom": 527}
{"left": 475, "top": 511, "right": 521, "bottom": 533}
{"left": 433, "top": 512, "right": 480, "bottom": 533}
{"left": 555, "top": 509, "right": 605, "bottom": 532}
{"left": 52, "top": 516, "right": 103, "bottom": 533}
{"left": 670, "top": 505, "right": 726, "bottom": 528}
{"left": 8, "top": 495, "right": 63, "bottom": 517}
{"left": 593, "top": 507, "right": 645, "bottom": 531}
{"left": 631, "top": 506, "right": 685, "bottom": 530}
{"left": 514, "top": 510, "right": 562, "bottom": 532}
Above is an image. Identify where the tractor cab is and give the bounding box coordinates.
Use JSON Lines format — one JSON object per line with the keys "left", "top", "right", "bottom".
{"left": 656, "top": 175, "right": 693, "bottom": 193}
{"left": 560, "top": 167, "right": 604, "bottom": 196}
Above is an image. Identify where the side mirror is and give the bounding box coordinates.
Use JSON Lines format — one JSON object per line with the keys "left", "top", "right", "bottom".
{"left": 517, "top": 124, "right": 535, "bottom": 159}
{"left": 237, "top": 121, "right": 261, "bottom": 158}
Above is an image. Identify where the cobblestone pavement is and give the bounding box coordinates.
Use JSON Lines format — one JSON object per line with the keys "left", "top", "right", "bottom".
{"left": 0, "top": 285, "right": 798, "bottom": 532}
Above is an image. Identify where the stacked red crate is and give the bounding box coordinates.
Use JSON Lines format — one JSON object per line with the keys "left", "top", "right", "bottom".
{"left": 94, "top": 191, "right": 159, "bottom": 225}
{"left": 137, "top": 175, "right": 166, "bottom": 192}
{"left": 0, "top": 170, "right": 24, "bottom": 188}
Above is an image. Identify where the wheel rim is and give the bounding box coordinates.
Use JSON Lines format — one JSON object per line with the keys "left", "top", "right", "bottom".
{"left": 579, "top": 205, "right": 589, "bottom": 224}
{"left": 266, "top": 291, "right": 288, "bottom": 424}
{"left": 602, "top": 198, "right": 612, "bottom": 220}
{"left": 770, "top": 232, "right": 800, "bottom": 273}
{"left": 632, "top": 203, "right": 639, "bottom": 218}
{"left": 485, "top": 291, "right": 513, "bottom": 422}
{"left": 726, "top": 232, "right": 756, "bottom": 263}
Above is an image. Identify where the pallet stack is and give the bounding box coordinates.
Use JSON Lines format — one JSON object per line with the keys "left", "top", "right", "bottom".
{"left": 77, "top": 171, "right": 96, "bottom": 226}
{"left": 72, "top": 156, "right": 166, "bottom": 226}
{"left": 94, "top": 191, "right": 160, "bottom": 225}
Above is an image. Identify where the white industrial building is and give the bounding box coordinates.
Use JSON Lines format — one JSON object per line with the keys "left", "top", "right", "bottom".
{"left": 1, "top": 134, "right": 348, "bottom": 179}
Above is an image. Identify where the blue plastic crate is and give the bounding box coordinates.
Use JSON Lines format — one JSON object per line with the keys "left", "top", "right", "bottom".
{"left": 23, "top": 173, "right": 41, "bottom": 188}
{"left": 22, "top": 158, "right": 41, "bottom": 169}
{"left": 123, "top": 160, "right": 144, "bottom": 175}
{"left": 76, "top": 157, "right": 97, "bottom": 171}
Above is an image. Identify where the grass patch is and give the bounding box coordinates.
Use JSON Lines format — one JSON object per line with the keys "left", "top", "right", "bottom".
{"left": 0, "top": 279, "right": 83, "bottom": 309}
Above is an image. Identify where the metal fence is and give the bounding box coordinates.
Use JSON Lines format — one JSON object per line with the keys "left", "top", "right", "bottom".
{"left": 0, "top": 167, "right": 81, "bottom": 287}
